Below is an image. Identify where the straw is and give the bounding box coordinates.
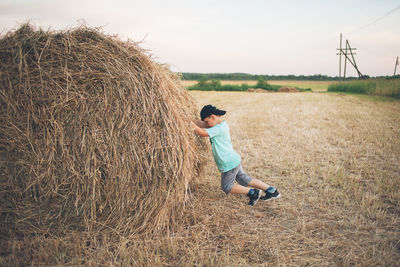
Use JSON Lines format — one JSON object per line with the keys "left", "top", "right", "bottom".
{"left": 0, "top": 23, "right": 207, "bottom": 240}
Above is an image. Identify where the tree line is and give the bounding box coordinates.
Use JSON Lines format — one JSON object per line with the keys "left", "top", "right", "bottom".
{"left": 179, "top": 72, "right": 376, "bottom": 81}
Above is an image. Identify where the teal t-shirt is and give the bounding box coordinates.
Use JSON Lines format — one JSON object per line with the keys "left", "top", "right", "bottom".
{"left": 205, "top": 121, "right": 241, "bottom": 173}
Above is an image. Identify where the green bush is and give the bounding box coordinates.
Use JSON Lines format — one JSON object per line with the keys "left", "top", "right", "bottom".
{"left": 255, "top": 77, "right": 278, "bottom": 91}
{"left": 188, "top": 80, "right": 250, "bottom": 91}
{"left": 187, "top": 79, "right": 300, "bottom": 92}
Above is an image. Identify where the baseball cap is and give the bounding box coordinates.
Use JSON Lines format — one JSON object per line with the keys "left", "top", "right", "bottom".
{"left": 200, "top": 105, "right": 226, "bottom": 121}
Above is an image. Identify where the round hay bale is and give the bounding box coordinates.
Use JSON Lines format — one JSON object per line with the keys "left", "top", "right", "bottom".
{"left": 278, "top": 87, "right": 299, "bottom": 92}
{"left": 247, "top": 88, "right": 255, "bottom": 92}
{"left": 0, "top": 24, "right": 206, "bottom": 237}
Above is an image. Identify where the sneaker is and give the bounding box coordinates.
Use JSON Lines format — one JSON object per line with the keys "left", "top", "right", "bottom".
{"left": 248, "top": 189, "right": 261, "bottom": 206}
{"left": 261, "top": 186, "right": 281, "bottom": 201}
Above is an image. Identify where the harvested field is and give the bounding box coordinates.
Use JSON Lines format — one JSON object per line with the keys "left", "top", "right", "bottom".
{"left": 1, "top": 25, "right": 399, "bottom": 264}
{"left": 183, "top": 91, "right": 400, "bottom": 266}
{"left": 3, "top": 90, "right": 398, "bottom": 266}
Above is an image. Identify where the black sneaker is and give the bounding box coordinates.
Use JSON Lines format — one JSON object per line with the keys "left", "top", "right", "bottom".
{"left": 261, "top": 187, "right": 281, "bottom": 201}
{"left": 248, "top": 189, "right": 261, "bottom": 206}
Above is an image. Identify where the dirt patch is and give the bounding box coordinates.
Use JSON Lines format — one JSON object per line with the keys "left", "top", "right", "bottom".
{"left": 247, "top": 88, "right": 270, "bottom": 93}
{"left": 278, "top": 86, "right": 299, "bottom": 92}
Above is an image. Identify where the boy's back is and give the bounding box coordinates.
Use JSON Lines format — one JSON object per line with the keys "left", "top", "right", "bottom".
{"left": 205, "top": 120, "right": 241, "bottom": 173}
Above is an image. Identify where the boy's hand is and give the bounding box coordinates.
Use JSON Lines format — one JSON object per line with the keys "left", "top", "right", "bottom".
{"left": 191, "top": 121, "right": 209, "bottom": 137}
{"left": 193, "top": 119, "right": 208, "bottom": 129}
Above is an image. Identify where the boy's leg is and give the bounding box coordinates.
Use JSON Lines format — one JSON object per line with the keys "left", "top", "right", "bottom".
{"left": 221, "top": 165, "right": 241, "bottom": 194}
{"left": 236, "top": 165, "right": 269, "bottom": 191}
{"left": 221, "top": 165, "right": 254, "bottom": 194}
{"left": 221, "top": 165, "right": 261, "bottom": 206}
{"left": 229, "top": 184, "right": 250, "bottom": 194}
{"left": 248, "top": 178, "right": 269, "bottom": 191}
{"left": 236, "top": 165, "right": 280, "bottom": 200}
{"left": 229, "top": 184, "right": 261, "bottom": 206}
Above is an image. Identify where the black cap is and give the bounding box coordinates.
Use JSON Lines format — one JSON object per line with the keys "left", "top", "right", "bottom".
{"left": 200, "top": 105, "right": 226, "bottom": 121}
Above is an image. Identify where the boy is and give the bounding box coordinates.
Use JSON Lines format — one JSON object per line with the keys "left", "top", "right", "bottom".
{"left": 192, "top": 104, "right": 280, "bottom": 206}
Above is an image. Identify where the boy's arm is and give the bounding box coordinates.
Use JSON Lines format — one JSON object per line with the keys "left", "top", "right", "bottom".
{"left": 191, "top": 122, "right": 209, "bottom": 137}
{"left": 193, "top": 119, "right": 209, "bottom": 128}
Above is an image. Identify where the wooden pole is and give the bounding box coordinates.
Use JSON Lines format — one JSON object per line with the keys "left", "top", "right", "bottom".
{"left": 346, "top": 40, "right": 363, "bottom": 78}
{"left": 340, "top": 49, "right": 359, "bottom": 71}
{"left": 344, "top": 40, "right": 348, "bottom": 80}
{"left": 339, "top": 33, "right": 342, "bottom": 80}
{"left": 337, "top": 35, "right": 359, "bottom": 79}
{"left": 394, "top": 56, "right": 399, "bottom": 76}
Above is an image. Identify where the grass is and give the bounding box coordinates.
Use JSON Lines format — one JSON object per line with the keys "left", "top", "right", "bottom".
{"left": 328, "top": 78, "right": 400, "bottom": 98}
{"left": 186, "top": 79, "right": 281, "bottom": 92}
{"left": 3, "top": 91, "right": 400, "bottom": 265}
{"left": 268, "top": 80, "right": 334, "bottom": 91}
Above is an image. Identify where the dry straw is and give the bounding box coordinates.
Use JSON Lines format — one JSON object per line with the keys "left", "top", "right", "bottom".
{"left": 0, "top": 23, "right": 206, "bottom": 240}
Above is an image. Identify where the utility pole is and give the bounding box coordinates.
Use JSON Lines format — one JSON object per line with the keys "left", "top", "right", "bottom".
{"left": 346, "top": 40, "right": 363, "bottom": 78}
{"left": 344, "top": 39, "right": 348, "bottom": 80}
{"left": 336, "top": 34, "right": 363, "bottom": 80}
{"left": 339, "top": 33, "right": 342, "bottom": 80}
{"left": 394, "top": 56, "right": 399, "bottom": 76}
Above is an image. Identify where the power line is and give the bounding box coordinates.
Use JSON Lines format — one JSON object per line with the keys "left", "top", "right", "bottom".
{"left": 346, "top": 4, "right": 400, "bottom": 34}
{"left": 341, "top": 33, "right": 395, "bottom": 59}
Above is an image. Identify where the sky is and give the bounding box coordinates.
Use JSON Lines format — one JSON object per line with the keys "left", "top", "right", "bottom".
{"left": 1, "top": 0, "right": 399, "bottom": 77}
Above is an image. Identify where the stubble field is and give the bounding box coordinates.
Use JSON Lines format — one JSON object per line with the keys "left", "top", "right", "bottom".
{"left": 4, "top": 90, "right": 399, "bottom": 266}
{"left": 161, "top": 90, "right": 399, "bottom": 266}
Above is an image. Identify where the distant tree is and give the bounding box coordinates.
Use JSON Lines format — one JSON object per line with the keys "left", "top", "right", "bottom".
{"left": 198, "top": 78, "right": 208, "bottom": 87}
{"left": 210, "top": 79, "right": 221, "bottom": 89}
{"left": 256, "top": 77, "right": 267, "bottom": 88}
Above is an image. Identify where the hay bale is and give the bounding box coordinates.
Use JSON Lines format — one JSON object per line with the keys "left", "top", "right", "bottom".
{"left": 0, "top": 24, "right": 206, "bottom": 237}
{"left": 278, "top": 87, "right": 299, "bottom": 92}
{"left": 247, "top": 88, "right": 255, "bottom": 92}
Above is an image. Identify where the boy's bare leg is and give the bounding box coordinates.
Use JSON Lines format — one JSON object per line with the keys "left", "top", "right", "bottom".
{"left": 229, "top": 184, "right": 251, "bottom": 194}
{"left": 247, "top": 178, "right": 269, "bottom": 191}
{"left": 229, "top": 179, "right": 270, "bottom": 194}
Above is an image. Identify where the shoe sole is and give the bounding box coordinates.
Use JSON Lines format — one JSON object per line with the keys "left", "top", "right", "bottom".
{"left": 262, "top": 193, "right": 281, "bottom": 201}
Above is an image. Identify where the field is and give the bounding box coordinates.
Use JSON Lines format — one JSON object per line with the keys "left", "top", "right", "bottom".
{"left": 3, "top": 91, "right": 400, "bottom": 266}
{"left": 146, "top": 90, "right": 398, "bottom": 266}
{"left": 181, "top": 80, "right": 335, "bottom": 91}
{"left": 3, "top": 24, "right": 398, "bottom": 266}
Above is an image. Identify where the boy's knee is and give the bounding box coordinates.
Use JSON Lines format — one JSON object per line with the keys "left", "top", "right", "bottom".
{"left": 221, "top": 183, "right": 233, "bottom": 194}
{"left": 238, "top": 178, "right": 251, "bottom": 187}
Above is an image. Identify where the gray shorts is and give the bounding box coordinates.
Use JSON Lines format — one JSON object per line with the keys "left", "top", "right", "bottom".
{"left": 221, "top": 164, "right": 252, "bottom": 194}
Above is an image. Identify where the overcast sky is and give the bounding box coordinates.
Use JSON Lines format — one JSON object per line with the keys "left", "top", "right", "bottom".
{"left": 1, "top": 0, "right": 399, "bottom": 77}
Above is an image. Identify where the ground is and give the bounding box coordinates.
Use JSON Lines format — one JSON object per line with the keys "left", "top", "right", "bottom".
{"left": 4, "top": 90, "right": 399, "bottom": 266}
{"left": 161, "top": 90, "right": 400, "bottom": 266}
